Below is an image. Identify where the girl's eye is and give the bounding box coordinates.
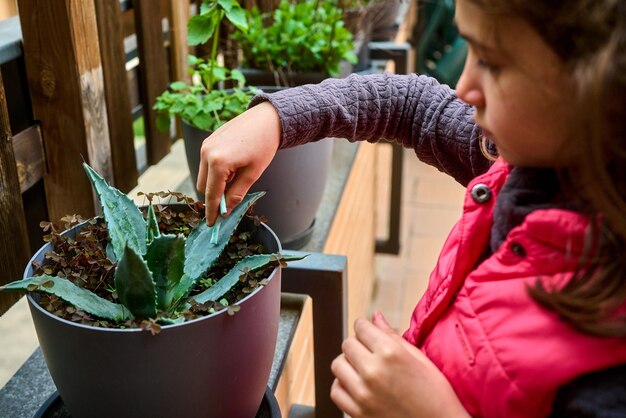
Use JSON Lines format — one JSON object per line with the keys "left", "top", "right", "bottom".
{"left": 477, "top": 58, "right": 500, "bottom": 74}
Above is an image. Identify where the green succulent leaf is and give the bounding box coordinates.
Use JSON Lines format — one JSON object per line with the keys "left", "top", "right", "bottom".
{"left": 158, "top": 316, "right": 186, "bottom": 325}
{"left": 184, "top": 192, "right": 265, "bottom": 283}
{"left": 169, "top": 273, "right": 195, "bottom": 311}
{"left": 115, "top": 245, "right": 157, "bottom": 319}
{"left": 192, "top": 253, "right": 305, "bottom": 304}
{"left": 106, "top": 243, "right": 117, "bottom": 263}
{"left": 146, "top": 203, "right": 161, "bottom": 244}
{"left": 83, "top": 163, "right": 147, "bottom": 260}
{"left": 145, "top": 234, "right": 186, "bottom": 310}
{"left": 0, "top": 275, "right": 130, "bottom": 321}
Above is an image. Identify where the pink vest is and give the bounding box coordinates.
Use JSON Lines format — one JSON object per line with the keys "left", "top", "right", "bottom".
{"left": 403, "top": 160, "right": 626, "bottom": 417}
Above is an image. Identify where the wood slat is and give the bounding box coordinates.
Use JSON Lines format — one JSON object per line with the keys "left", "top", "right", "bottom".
{"left": 168, "top": 0, "right": 190, "bottom": 84}
{"left": 0, "top": 72, "right": 30, "bottom": 315}
{"left": 275, "top": 297, "right": 315, "bottom": 412}
{"left": 0, "top": 0, "right": 17, "bottom": 20}
{"left": 324, "top": 142, "right": 377, "bottom": 332}
{"left": 95, "top": 0, "right": 138, "bottom": 193}
{"left": 16, "top": 0, "right": 113, "bottom": 222}
{"left": 133, "top": 0, "right": 171, "bottom": 165}
{"left": 167, "top": 0, "right": 190, "bottom": 138}
{"left": 12, "top": 124, "right": 45, "bottom": 193}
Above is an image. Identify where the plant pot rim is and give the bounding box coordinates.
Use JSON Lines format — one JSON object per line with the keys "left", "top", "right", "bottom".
{"left": 25, "top": 215, "right": 282, "bottom": 333}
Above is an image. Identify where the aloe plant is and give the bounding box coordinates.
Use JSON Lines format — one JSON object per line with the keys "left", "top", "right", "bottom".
{"left": 0, "top": 163, "right": 302, "bottom": 324}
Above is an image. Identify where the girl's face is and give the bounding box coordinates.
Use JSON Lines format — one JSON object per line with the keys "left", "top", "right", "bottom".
{"left": 455, "top": 0, "right": 575, "bottom": 167}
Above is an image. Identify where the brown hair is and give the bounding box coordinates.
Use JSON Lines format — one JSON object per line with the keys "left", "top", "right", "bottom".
{"left": 469, "top": 0, "right": 626, "bottom": 336}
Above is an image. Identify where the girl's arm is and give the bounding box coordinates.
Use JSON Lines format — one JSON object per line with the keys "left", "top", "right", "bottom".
{"left": 198, "top": 73, "right": 491, "bottom": 223}
{"left": 251, "top": 72, "right": 492, "bottom": 186}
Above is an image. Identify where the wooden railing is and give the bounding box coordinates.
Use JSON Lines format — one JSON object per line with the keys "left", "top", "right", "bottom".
{"left": 0, "top": 0, "right": 191, "bottom": 315}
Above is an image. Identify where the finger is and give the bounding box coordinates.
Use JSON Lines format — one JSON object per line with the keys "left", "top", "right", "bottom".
{"left": 203, "top": 165, "right": 231, "bottom": 226}
{"left": 196, "top": 144, "right": 209, "bottom": 194}
{"left": 369, "top": 311, "right": 427, "bottom": 361}
{"left": 331, "top": 351, "right": 364, "bottom": 388}
{"left": 353, "top": 316, "right": 396, "bottom": 353}
{"left": 330, "top": 378, "right": 361, "bottom": 418}
{"left": 371, "top": 310, "right": 398, "bottom": 335}
{"left": 222, "top": 167, "right": 261, "bottom": 217}
{"left": 340, "top": 336, "right": 375, "bottom": 376}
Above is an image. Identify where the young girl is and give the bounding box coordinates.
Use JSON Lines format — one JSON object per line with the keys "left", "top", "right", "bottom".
{"left": 197, "top": 0, "right": 626, "bottom": 416}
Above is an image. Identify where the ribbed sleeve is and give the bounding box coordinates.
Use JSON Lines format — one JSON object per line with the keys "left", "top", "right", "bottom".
{"left": 249, "top": 72, "right": 492, "bottom": 185}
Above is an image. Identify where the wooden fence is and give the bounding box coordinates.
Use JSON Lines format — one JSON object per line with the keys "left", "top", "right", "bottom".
{"left": 0, "top": 0, "right": 192, "bottom": 315}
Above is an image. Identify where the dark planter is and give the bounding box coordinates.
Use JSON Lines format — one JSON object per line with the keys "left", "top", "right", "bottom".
{"left": 182, "top": 86, "right": 334, "bottom": 249}
{"left": 240, "top": 68, "right": 328, "bottom": 88}
{"left": 25, "top": 215, "right": 283, "bottom": 418}
{"left": 34, "top": 386, "right": 281, "bottom": 418}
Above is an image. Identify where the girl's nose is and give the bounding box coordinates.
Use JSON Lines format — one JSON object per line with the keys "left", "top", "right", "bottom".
{"left": 456, "top": 60, "right": 485, "bottom": 109}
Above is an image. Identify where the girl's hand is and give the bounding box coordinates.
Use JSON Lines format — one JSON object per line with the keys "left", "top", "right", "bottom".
{"left": 196, "top": 101, "right": 281, "bottom": 225}
{"left": 330, "top": 311, "right": 471, "bottom": 418}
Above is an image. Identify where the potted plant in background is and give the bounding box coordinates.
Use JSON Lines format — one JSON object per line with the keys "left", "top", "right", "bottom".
{"left": 0, "top": 163, "right": 301, "bottom": 418}
{"left": 233, "top": 0, "right": 357, "bottom": 86}
{"left": 217, "top": 0, "right": 358, "bottom": 248}
{"left": 156, "top": 0, "right": 349, "bottom": 249}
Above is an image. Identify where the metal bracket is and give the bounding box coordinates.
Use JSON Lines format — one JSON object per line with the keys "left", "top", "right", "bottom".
{"left": 282, "top": 252, "right": 348, "bottom": 418}
{"left": 368, "top": 41, "right": 408, "bottom": 255}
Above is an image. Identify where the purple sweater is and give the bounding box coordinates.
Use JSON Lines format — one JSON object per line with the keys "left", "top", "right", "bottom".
{"left": 250, "top": 72, "right": 491, "bottom": 186}
{"left": 250, "top": 73, "right": 626, "bottom": 418}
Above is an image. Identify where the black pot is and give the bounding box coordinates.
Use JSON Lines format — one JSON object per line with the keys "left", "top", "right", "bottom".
{"left": 34, "top": 386, "right": 281, "bottom": 418}
{"left": 25, "top": 215, "right": 283, "bottom": 418}
{"left": 240, "top": 68, "right": 328, "bottom": 88}
{"left": 182, "top": 86, "right": 334, "bottom": 249}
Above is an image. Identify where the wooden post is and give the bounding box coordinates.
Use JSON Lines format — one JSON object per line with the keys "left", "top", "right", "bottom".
{"left": 16, "top": 0, "right": 113, "bottom": 221}
{"left": 168, "top": 0, "right": 190, "bottom": 139}
{"left": 0, "top": 0, "right": 17, "bottom": 19}
{"left": 168, "top": 0, "right": 190, "bottom": 84}
{"left": 95, "top": 0, "right": 138, "bottom": 193}
{"left": 0, "top": 73, "right": 30, "bottom": 315}
{"left": 134, "top": 0, "right": 171, "bottom": 165}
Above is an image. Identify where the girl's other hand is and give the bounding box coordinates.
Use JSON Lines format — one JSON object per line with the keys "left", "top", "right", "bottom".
{"left": 330, "top": 311, "right": 471, "bottom": 418}
{"left": 196, "top": 102, "right": 281, "bottom": 225}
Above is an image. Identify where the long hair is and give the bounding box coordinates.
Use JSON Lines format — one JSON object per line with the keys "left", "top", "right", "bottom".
{"left": 470, "top": 0, "right": 626, "bottom": 336}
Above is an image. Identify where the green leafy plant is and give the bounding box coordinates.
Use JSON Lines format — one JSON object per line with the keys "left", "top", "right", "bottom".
{"left": 154, "top": 0, "right": 259, "bottom": 132}
{"left": 0, "top": 164, "right": 302, "bottom": 330}
{"left": 233, "top": 0, "right": 358, "bottom": 77}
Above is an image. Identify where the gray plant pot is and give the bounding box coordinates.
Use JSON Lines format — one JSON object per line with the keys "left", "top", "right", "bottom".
{"left": 25, "top": 216, "right": 283, "bottom": 418}
{"left": 182, "top": 89, "right": 333, "bottom": 249}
